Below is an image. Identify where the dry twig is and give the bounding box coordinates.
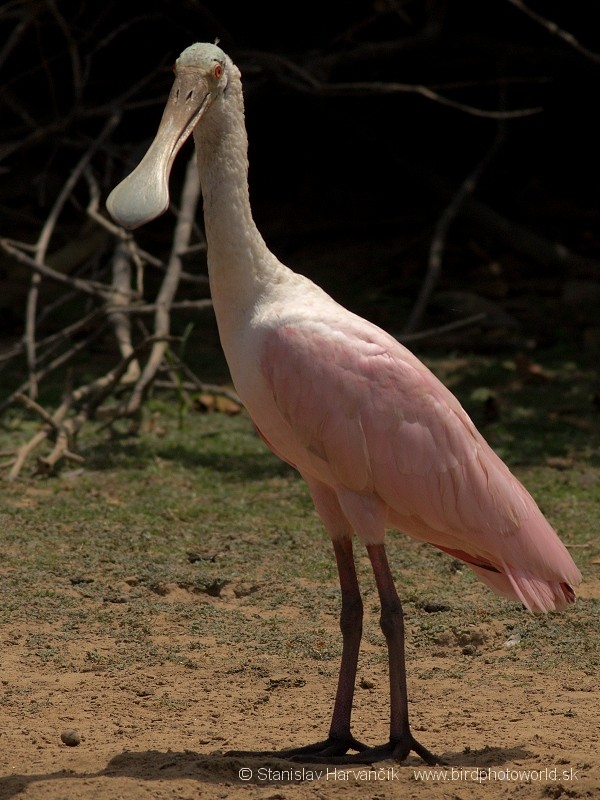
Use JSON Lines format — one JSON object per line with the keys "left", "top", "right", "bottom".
{"left": 505, "top": 0, "right": 600, "bottom": 63}
{"left": 124, "top": 154, "right": 202, "bottom": 415}
{"left": 22, "top": 112, "right": 120, "bottom": 398}
{"left": 242, "top": 50, "right": 543, "bottom": 119}
{"left": 2, "top": 144, "right": 208, "bottom": 477}
{"left": 403, "top": 131, "right": 505, "bottom": 334}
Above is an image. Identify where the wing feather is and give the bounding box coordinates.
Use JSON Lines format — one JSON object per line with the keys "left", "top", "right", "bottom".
{"left": 260, "top": 317, "right": 581, "bottom": 605}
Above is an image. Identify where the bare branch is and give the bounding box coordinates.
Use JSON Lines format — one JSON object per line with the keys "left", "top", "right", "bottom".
{"left": 242, "top": 50, "right": 543, "bottom": 119}
{"left": 0, "top": 2, "right": 38, "bottom": 71}
{"left": 125, "top": 155, "right": 201, "bottom": 414}
{"left": 6, "top": 335, "right": 171, "bottom": 480}
{"left": 0, "top": 308, "right": 104, "bottom": 371}
{"left": 13, "top": 392, "right": 59, "bottom": 430}
{"left": 403, "top": 128, "right": 505, "bottom": 334}
{"left": 319, "top": 80, "right": 542, "bottom": 120}
{"left": 104, "top": 299, "right": 213, "bottom": 315}
{"left": 23, "top": 112, "right": 121, "bottom": 397}
{"left": 0, "top": 239, "right": 127, "bottom": 301}
{"left": 161, "top": 347, "right": 240, "bottom": 405}
{"left": 397, "top": 313, "right": 487, "bottom": 344}
{"left": 85, "top": 165, "right": 141, "bottom": 383}
{"left": 87, "top": 208, "right": 175, "bottom": 273}
{"left": 45, "top": 0, "right": 84, "bottom": 103}
{"left": 505, "top": 0, "right": 600, "bottom": 63}
{"left": 0, "top": 321, "right": 110, "bottom": 416}
{"left": 154, "top": 379, "right": 242, "bottom": 407}
{"left": 9, "top": 429, "right": 54, "bottom": 482}
{"left": 108, "top": 243, "right": 142, "bottom": 384}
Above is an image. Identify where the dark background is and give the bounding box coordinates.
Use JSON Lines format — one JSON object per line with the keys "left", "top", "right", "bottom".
{"left": 1, "top": 0, "right": 599, "bottom": 371}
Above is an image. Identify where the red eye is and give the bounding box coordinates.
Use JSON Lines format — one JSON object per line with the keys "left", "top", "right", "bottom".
{"left": 214, "top": 64, "right": 223, "bottom": 79}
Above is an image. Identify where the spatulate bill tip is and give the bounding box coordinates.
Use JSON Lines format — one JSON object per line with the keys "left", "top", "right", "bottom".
{"left": 106, "top": 179, "right": 170, "bottom": 230}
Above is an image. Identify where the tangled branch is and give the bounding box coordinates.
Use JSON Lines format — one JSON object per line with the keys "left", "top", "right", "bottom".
{"left": 1, "top": 147, "right": 215, "bottom": 479}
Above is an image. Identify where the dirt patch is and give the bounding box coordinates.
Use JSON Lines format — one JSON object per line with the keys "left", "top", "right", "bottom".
{"left": 0, "top": 580, "right": 598, "bottom": 800}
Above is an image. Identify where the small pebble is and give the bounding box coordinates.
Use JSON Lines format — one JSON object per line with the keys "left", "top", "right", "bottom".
{"left": 60, "top": 729, "right": 81, "bottom": 747}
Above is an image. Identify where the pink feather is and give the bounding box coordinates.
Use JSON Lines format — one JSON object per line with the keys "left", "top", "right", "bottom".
{"left": 259, "top": 314, "right": 581, "bottom": 613}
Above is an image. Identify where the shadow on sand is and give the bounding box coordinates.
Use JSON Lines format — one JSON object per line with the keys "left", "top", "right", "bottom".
{"left": 0, "top": 745, "right": 533, "bottom": 798}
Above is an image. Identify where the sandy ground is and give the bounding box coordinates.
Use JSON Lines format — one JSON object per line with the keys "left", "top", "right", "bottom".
{"left": 1, "top": 576, "right": 598, "bottom": 800}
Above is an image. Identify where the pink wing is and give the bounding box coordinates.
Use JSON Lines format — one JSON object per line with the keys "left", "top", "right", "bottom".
{"left": 260, "top": 316, "right": 581, "bottom": 612}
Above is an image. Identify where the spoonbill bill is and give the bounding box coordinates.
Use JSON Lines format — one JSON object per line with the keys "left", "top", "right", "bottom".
{"left": 107, "top": 43, "right": 582, "bottom": 765}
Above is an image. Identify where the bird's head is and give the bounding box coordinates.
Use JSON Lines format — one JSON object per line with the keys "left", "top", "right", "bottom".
{"left": 107, "top": 42, "right": 231, "bottom": 229}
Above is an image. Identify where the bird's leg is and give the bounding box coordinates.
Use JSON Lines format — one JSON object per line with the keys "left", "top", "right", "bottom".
{"left": 348, "top": 542, "right": 440, "bottom": 765}
{"left": 276, "top": 542, "right": 442, "bottom": 765}
{"left": 292, "top": 544, "right": 442, "bottom": 765}
{"left": 329, "top": 537, "right": 364, "bottom": 743}
{"left": 226, "top": 537, "right": 366, "bottom": 760}
{"left": 272, "top": 537, "right": 367, "bottom": 758}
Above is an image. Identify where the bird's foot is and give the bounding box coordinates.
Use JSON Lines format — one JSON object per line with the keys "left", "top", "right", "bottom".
{"left": 226, "top": 733, "right": 443, "bottom": 766}
{"left": 281, "top": 735, "right": 367, "bottom": 758}
{"left": 290, "top": 734, "right": 443, "bottom": 765}
{"left": 226, "top": 735, "right": 366, "bottom": 760}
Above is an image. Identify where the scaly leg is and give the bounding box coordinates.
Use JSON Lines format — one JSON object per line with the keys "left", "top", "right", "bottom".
{"left": 227, "top": 534, "right": 441, "bottom": 764}
{"left": 293, "top": 543, "right": 441, "bottom": 765}
{"left": 227, "top": 537, "right": 366, "bottom": 758}
{"left": 341, "top": 543, "right": 440, "bottom": 764}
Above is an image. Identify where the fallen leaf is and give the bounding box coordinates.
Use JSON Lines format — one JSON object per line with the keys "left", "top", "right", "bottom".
{"left": 195, "top": 392, "right": 242, "bottom": 415}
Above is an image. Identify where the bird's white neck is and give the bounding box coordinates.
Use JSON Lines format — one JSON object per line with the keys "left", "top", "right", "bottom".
{"left": 193, "top": 75, "right": 285, "bottom": 327}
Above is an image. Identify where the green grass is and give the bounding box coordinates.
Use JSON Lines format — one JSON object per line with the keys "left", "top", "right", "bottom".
{"left": 0, "top": 348, "right": 598, "bottom": 677}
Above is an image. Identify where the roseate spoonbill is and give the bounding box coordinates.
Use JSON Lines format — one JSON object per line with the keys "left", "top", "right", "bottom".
{"left": 107, "top": 43, "right": 582, "bottom": 765}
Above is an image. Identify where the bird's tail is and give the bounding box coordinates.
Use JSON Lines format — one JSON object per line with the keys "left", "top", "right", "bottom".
{"left": 469, "top": 564, "right": 577, "bottom": 613}
{"left": 433, "top": 543, "right": 580, "bottom": 613}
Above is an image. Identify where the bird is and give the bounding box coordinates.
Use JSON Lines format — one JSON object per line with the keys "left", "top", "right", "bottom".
{"left": 107, "top": 42, "right": 582, "bottom": 765}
